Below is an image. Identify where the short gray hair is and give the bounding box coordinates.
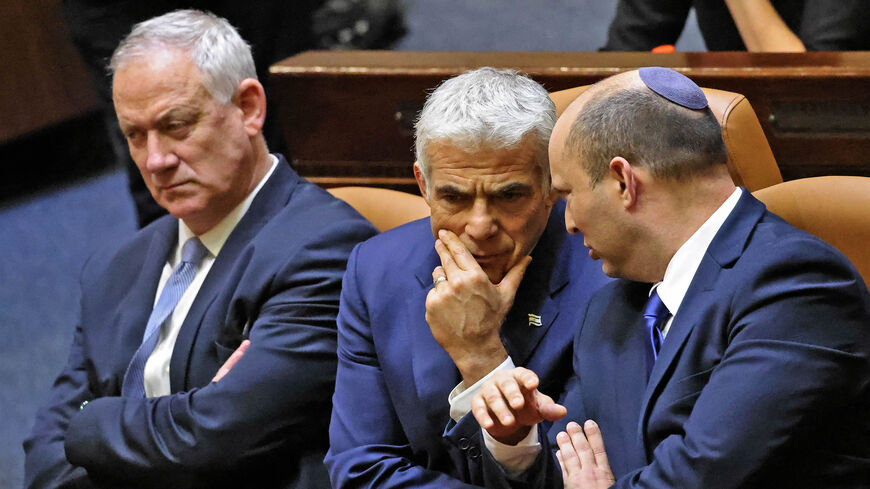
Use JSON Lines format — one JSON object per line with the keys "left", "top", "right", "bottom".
{"left": 110, "top": 9, "right": 257, "bottom": 104}
{"left": 415, "top": 67, "right": 556, "bottom": 192}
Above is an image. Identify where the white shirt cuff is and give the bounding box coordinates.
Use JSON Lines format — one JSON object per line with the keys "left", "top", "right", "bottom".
{"left": 483, "top": 424, "right": 541, "bottom": 476}
{"left": 447, "top": 357, "right": 515, "bottom": 422}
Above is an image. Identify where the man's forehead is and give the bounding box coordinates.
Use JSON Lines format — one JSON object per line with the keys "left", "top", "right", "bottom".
{"left": 429, "top": 139, "right": 537, "bottom": 166}
{"left": 113, "top": 54, "right": 211, "bottom": 116}
{"left": 429, "top": 145, "right": 539, "bottom": 185}
{"left": 113, "top": 49, "right": 203, "bottom": 93}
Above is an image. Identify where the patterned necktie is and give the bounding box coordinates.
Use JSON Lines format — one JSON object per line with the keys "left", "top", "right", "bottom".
{"left": 121, "top": 237, "right": 209, "bottom": 398}
{"left": 643, "top": 288, "right": 671, "bottom": 377}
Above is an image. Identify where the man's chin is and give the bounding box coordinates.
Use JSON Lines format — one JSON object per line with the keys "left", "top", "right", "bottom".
{"left": 599, "top": 260, "right": 624, "bottom": 279}
{"left": 476, "top": 263, "right": 501, "bottom": 284}
{"left": 162, "top": 201, "right": 206, "bottom": 225}
{"left": 479, "top": 257, "right": 515, "bottom": 284}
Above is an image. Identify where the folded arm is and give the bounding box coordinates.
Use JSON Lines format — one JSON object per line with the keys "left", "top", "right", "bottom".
{"left": 59, "top": 221, "right": 371, "bottom": 485}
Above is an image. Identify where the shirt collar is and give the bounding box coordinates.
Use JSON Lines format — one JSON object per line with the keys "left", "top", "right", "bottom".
{"left": 176, "top": 155, "right": 278, "bottom": 261}
{"left": 654, "top": 187, "right": 743, "bottom": 316}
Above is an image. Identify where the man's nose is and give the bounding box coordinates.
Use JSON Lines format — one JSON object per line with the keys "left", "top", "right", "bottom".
{"left": 564, "top": 207, "right": 580, "bottom": 235}
{"left": 464, "top": 198, "right": 498, "bottom": 240}
{"left": 145, "top": 132, "right": 179, "bottom": 172}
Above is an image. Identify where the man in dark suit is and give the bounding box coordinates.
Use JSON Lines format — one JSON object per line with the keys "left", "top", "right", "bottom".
{"left": 471, "top": 67, "right": 870, "bottom": 488}
{"left": 23, "top": 10, "right": 376, "bottom": 488}
{"left": 325, "top": 67, "right": 611, "bottom": 488}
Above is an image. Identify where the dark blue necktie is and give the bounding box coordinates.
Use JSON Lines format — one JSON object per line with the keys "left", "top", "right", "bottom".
{"left": 121, "top": 237, "right": 209, "bottom": 398}
{"left": 643, "top": 288, "right": 670, "bottom": 376}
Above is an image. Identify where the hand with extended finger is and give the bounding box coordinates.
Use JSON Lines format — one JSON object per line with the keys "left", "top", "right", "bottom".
{"left": 556, "top": 420, "right": 615, "bottom": 489}
{"left": 426, "top": 229, "right": 532, "bottom": 385}
{"left": 471, "top": 367, "right": 567, "bottom": 445}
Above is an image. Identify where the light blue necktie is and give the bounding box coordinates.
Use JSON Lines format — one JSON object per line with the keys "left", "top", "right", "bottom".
{"left": 643, "top": 289, "right": 670, "bottom": 378}
{"left": 121, "top": 237, "right": 209, "bottom": 398}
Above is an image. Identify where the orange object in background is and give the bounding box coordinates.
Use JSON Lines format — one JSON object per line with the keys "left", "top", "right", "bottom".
{"left": 652, "top": 44, "right": 676, "bottom": 53}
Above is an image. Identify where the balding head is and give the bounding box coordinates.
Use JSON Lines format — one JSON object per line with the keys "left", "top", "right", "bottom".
{"left": 550, "top": 69, "right": 736, "bottom": 282}
{"left": 553, "top": 69, "right": 727, "bottom": 188}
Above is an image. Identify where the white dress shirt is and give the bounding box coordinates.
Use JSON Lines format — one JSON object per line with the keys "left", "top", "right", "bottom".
{"left": 482, "top": 187, "right": 744, "bottom": 473}
{"left": 142, "top": 156, "right": 278, "bottom": 397}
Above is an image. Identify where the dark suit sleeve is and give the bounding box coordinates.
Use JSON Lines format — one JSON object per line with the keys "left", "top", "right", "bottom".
{"left": 325, "top": 244, "right": 484, "bottom": 488}
{"left": 601, "top": 0, "right": 692, "bottom": 51}
{"left": 797, "top": 0, "right": 870, "bottom": 50}
{"left": 60, "top": 217, "right": 374, "bottom": 486}
{"left": 23, "top": 261, "right": 96, "bottom": 489}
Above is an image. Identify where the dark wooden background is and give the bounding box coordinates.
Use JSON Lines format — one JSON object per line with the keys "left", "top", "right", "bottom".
{"left": 271, "top": 50, "right": 870, "bottom": 192}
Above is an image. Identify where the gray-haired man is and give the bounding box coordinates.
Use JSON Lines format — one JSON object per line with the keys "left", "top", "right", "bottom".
{"left": 24, "top": 10, "right": 376, "bottom": 488}
{"left": 325, "top": 67, "right": 611, "bottom": 488}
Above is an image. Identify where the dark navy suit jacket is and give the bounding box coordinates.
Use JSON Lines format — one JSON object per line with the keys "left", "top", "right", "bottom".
{"left": 500, "top": 191, "right": 870, "bottom": 488}
{"left": 24, "top": 157, "right": 377, "bottom": 489}
{"left": 325, "top": 201, "right": 612, "bottom": 488}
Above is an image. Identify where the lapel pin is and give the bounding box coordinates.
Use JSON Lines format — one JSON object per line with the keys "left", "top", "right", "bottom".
{"left": 528, "top": 313, "right": 542, "bottom": 327}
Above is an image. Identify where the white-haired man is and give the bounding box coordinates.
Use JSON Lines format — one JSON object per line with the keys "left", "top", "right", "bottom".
{"left": 24, "top": 10, "right": 376, "bottom": 489}
{"left": 325, "top": 67, "right": 611, "bottom": 488}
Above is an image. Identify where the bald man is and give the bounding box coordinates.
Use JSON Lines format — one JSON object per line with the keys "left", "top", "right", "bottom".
{"left": 472, "top": 67, "right": 870, "bottom": 489}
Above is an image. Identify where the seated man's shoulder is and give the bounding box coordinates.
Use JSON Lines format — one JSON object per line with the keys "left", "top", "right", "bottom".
{"left": 274, "top": 180, "right": 376, "bottom": 229}
{"left": 255, "top": 181, "right": 378, "bottom": 250}
{"left": 746, "top": 211, "right": 860, "bottom": 276}
{"left": 87, "top": 213, "right": 176, "bottom": 278}
{"left": 355, "top": 216, "right": 433, "bottom": 260}
{"left": 343, "top": 217, "right": 435, "bottom": 296}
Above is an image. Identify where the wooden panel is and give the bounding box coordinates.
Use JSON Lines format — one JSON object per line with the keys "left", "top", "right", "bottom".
{"left": 270, "top": 51, "right": 870, "bottom": 190}
{"left": 0, "top": 0, "right": 99, "bottom": 143}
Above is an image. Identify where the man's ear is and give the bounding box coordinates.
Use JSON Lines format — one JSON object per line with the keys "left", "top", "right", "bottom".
{"left": 413, "top": 162, "right": 429, "bottom": 201}
{"left": 235, "top": 78, "right": 267, "bottom": 137}
{"left": 609, "top": 156, "right": 638, "bottom": 209}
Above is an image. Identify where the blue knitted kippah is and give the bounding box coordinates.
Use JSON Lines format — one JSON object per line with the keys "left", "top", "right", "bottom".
{"left": 638, "top": 67, "right": 708, "bottom": 110}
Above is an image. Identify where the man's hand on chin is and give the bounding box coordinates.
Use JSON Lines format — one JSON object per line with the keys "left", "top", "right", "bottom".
{"left": 425, "top": 229, "right": 531, "bottom": 385}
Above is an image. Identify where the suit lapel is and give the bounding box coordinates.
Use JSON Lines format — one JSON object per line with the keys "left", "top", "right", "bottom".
{"left": 169, "top": 159, "right": 300, "bottom": 391}
{"left": 638, "top": 190, "right": 766, "bottom": 442}
{"left": 501, "top": 222, "right": 567, "bottom": 366}
{"left": 610, "top": 286, "right": 655, "bottom": 434}
{"left": 410, "top": 246, "right": 461, "bottom": 428}
{"left": 111, "top": 218, "right": 177, "bottom": 389}
{"left": 574, "top": 281, "right": 650, "bottom": 463}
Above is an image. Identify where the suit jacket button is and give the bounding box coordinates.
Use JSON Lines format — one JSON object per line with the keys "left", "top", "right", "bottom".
{"left": 458, "top": 437, "right": 470, "bottom": 450}
{"left": 467, "top": 445, "right": 481, "bottom": 459}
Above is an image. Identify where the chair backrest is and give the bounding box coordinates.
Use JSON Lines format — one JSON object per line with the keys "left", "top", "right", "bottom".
{"left": 328, "top": 186, "right": 430, "bottom": 232}
{"left": 549, "top": 85, "right": 783, "bottom": 192}
{"left": 753, "top": 176, "right": 870, "bottom": 286}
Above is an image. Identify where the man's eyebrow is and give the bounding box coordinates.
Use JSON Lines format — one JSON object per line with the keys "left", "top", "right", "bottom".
{"left": 433, "top": 184, "right": 467, "bottom": 196}
{"left": 493, "top": 182, "right": 532, "bottom": 194}
{"left": 157, "top": 106, "right": 200, "bottom": 124}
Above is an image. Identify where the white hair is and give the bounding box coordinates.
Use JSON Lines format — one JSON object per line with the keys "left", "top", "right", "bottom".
{"left": 414, "top": 67, "right": 556, "bottom": 192}
{"left": 110, "top": 9, "right": 256, "bottom": 104}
